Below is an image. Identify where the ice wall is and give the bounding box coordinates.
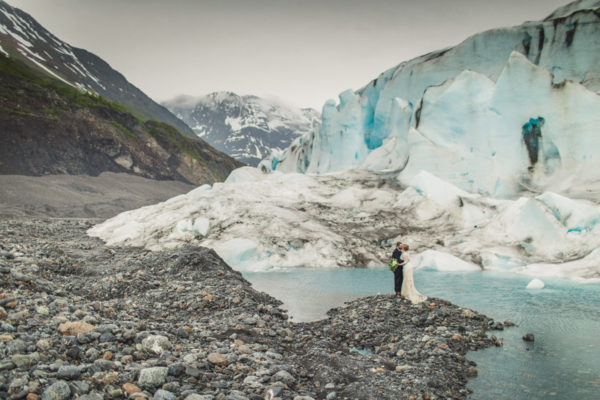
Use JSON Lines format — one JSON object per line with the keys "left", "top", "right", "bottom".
{"left": 261, "top": 3, "right": 600, "bottom": 198}
{"left": 401, "top": 52, "right": 600, "bottom": 196}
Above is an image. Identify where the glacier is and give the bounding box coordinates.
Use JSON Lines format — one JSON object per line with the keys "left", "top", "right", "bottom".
{"left": 89, "top": 1, "right": 600, "bottom": 282}
{"left": 264, "top": 51, "right": 600, "bottom": 198}
{"left": 88, "top": 166, "right": 600, "bottom": 281}
{"left": 261, "top": 3, "right": 600, "bottom": 199}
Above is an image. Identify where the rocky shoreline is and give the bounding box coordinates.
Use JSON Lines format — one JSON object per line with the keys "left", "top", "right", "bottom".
{"left": 0, "top": 218, "right": 505, "bottom": 400}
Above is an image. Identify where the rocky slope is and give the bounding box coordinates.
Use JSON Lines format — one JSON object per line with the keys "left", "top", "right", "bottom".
{"left": 0, "top": 1, "right": 196, "bottom": 138}
{"left": 0, "top": 55, "right": 243, "bottom": 184}
{"left": 163, "top": 93, "right": 320, "bottom": 166}
{"left": 0, "top": 217, "right": 504, "bottom": 400}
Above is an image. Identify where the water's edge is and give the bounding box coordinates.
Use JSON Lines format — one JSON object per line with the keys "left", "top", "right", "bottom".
{"left": 243, "top": 268, "right": 600, "bottom": 400}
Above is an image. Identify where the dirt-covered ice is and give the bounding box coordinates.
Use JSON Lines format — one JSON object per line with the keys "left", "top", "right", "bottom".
{"left": 89, "top": 167, "right": 600, "bottom": 281}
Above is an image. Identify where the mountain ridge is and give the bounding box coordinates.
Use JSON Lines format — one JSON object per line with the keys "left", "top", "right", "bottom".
{"left": 0, "top": 1, "right": 244, "bottom": 185}
{"left": 0, "top": 51, "right": 243, "bottom": 184}
{"left": 0, "top": 0, "right": 197, "bottom": 138}
{"left": 163, "top": 91, "right": 320, "bottom": 166}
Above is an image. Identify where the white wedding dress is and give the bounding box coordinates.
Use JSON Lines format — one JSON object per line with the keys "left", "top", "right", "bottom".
{"left": 400, "top": 252, "right": 427, "bottom": 304}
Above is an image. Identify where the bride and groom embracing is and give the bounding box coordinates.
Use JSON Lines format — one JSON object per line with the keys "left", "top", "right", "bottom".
{"left": 391, "top": 242, "right": 427, "bottom": 303}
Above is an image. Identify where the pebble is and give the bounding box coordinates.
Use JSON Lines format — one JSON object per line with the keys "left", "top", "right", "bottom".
{"left": 57, "top": 365, "right": 82, "bottom": 380}
{"left": 138, "top": 367, "right": 169, "bottom": 387}
{"left": 153, "top": 389, "right": 177, "bottom": 400}
{"left": 122, "top": 383, "right": 142, "bottom": 395}
{"left": 523, "top": 333, "right": 535, "bottom": 342}
{"left": 185, "top": 395, "right": 213, "bottom": 400}
{"left": 271, "top": 370, "right": 295, "bottom": 385}
{"left": 58, "top": 321, "right": 95, "bottom": 336}
{"left": 141, "top": 335, "right": 170, "bottom": 354}
{"left": 71, "top": 381, "right": 91, "bottom": 395}
{"left": 36, "top": 305, "right": 50, "bottom": 315}
{"left": 41, "top": 381, "right": 71, "bottom": 400}
{"left": 78, "top": 394, "right": 104, "bottom": 400}
{"left": 10, "top": 354, "right": 33, "bottom": 368}
{"left": 0, "top": 218, "right": 502, "bottom": 400}
{"left": 207, "top": 352, "right": 228, "bottom": 366}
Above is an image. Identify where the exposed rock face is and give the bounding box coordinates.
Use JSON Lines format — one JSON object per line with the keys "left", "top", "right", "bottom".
{"left": 0, "top": 1, "right": 196, "bottom": 138}
{"left": 0, "top": 56, "right": 243, "bottom": 184}
{"left": 163, "top": 92, "right": 320, "bottom": 166}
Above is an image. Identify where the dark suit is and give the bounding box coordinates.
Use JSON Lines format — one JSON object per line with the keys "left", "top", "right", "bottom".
{"left": 392, "top": 248, "right": 404, "bottom": 293}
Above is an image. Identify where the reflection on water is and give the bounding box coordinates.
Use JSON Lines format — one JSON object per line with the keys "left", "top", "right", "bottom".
{"left": 242, "top": 268, "right": 600, "bottom": 400}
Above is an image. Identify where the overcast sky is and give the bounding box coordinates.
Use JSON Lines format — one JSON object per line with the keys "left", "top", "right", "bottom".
{"left": 9, "top": 0, "right": 569, "bottom": 109}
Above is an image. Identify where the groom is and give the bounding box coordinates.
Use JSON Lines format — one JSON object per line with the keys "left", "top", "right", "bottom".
{"left": 392, "top": 241, "right": 404, "bottom": 295}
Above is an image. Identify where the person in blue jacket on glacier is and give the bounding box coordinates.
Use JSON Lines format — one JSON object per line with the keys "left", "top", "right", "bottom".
{"left": 392, "top": 242, "right": 404, "bottom": 295}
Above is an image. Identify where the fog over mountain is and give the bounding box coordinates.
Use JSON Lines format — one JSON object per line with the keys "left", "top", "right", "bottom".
{"left": 163, "top": 92, "right": 320, "bottom": 166}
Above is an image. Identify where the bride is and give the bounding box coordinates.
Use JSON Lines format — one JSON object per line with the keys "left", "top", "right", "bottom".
{"left": 400, "top": 244, "right": 427, "bottom": 304}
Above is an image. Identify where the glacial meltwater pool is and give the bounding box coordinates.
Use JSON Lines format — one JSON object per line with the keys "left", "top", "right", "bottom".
{"left": 242, "top": 268, "right": 600, "bottom": 400}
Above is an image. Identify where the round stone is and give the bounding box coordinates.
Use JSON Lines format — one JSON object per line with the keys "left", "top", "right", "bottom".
{"left": 154, "top": 389, "right": 177, "bottom": 400}
{"left": 41, "top": 380, "right": 71, "bottom": 400}
{"left": 185, "top": 395, "right": 214, "bottom": 400}
{"left": 12, "top": 354, "right": 33, "bottom": 368}
{"left": 207, "top": 352, "right": 228, "bottom": 366}
{"left": 58, "top": 321, "right": 95, "bottom": 336}
{"left": 122, "top": 382, "right": 142, "bottom": 395}
{"left": 271, "top": 370, "right": 295, "bottom": 385}
{"left": 141, "top": 335, "right": 170, "bottom": 354}
{"left": 57, "top": 365, "right": 81, "bottom": 380}
{"left": 138, "top": 367, "right": 168, "bottom": 387}
{"left": 522, "top": 333, "right": 535, "bottom": 342}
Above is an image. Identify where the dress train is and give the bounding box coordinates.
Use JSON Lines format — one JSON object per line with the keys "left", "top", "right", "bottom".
{"left": 400, "top": 253, "right": 427, "bottom": 304}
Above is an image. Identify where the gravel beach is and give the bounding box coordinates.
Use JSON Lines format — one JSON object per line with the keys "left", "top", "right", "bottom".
{"left": 0, "top": 218, "right": 504, "bottom": 400}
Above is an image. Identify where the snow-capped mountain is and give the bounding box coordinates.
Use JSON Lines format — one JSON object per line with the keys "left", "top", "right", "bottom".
{"left": 163, "top": 92, "right": 320, "bottom": 166}
{"left": 263, "top": 0, "right": 600, "bottom": 199}
{"left": 0, "top": 1, "right": 195, "bottom": 137}
{"left": 0, "top": 53, "right": 243, "bottom": 184}
{"left": 0, "top": 1, "right": 243, "bottom": 185}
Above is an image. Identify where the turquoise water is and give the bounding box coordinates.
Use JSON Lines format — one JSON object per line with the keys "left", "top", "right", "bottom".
{"left": 242, "top": 268, "right": 600, "bottom": 400}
